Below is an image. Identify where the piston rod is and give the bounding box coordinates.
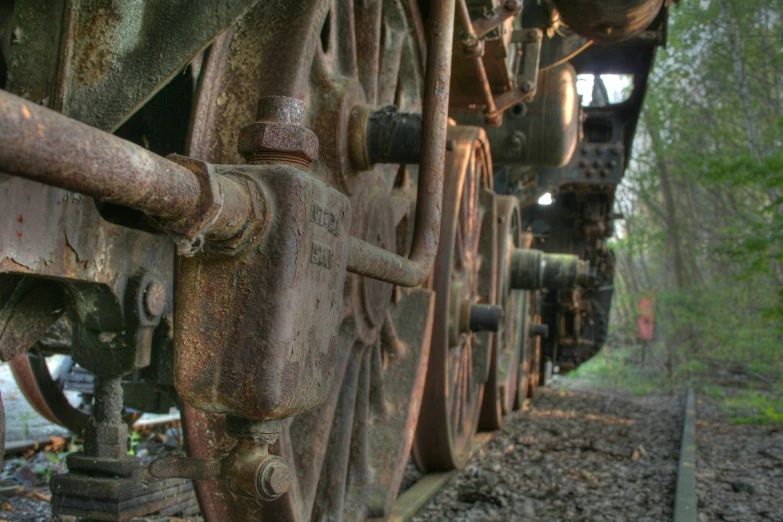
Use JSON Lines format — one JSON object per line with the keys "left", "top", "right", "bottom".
{"left": 0, "top": 89, "right": 251, "bottom": 242}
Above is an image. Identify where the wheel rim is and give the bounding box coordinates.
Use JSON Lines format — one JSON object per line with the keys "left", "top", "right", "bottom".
{"left": 479, "top": 195, "right": 524, "bottom": 429}
{"left": 10, "top": 352, "right": 140, "bottom": 434}
{"left": 515, "top": 232, "right": 542, "bottom": 406}
{"left": 181, "top": 2, "right": 433, "bottom": 520}
{"left": 412, "top": 126, "right": 495, "bottom": 472}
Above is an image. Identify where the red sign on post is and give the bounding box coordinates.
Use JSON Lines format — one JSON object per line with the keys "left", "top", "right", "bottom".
{"left": 637, "top": 296, "right": 655, "bottom": 341}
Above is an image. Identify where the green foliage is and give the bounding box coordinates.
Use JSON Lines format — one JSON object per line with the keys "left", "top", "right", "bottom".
{"left": 567, "top": 347, "right": 663, "bottom": 396}
{"left": 722, "top": 390, "right": 783, "bottom": 425}
{"left": 605, "top": 0, "right": 783, "bottom": 397}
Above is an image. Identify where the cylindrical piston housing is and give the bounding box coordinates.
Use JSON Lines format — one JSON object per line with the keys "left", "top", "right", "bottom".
{"left": 509, "top": 249, "right": 589, "bottom": 290}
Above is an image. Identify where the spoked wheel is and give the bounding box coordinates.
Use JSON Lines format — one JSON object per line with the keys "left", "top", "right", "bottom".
{"left": 9, "top": 318, "right": 140, "bottom": 434}
{"left": 412, "top": 126, "right": 496, "bottom": 472}
{"left": 479, "top": 195, "right": 524, "bottom": 430}
{"left": 181, "top": 2, "right": 436, "bottom": 521}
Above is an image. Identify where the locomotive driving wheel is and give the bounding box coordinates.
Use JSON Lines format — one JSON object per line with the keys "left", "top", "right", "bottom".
{"left": 412, "top": 126, "right": 496, "bottom": 471}
{"left": 180, "top": 1, "right": 439, "bottom": 520}
{"left": 479, "top": 195, "right": 524, "bottom": 430}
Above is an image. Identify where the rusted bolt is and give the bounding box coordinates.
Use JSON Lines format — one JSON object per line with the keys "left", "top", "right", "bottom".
{"left": 144, "top": 281, "right": 166, "bottom": 317}
{"left": 504, "top": 0, "right": 521, "bottom": 10}
{"left": 238, "top": 96, "right": 319, "bottom": 170}
{"left": 468, "top": 304, "right": 503, "bottom": 333}
{"left": 257, "top": 457, "right": 291, "bottom": 500}
{"left": 521, "top": 81, "right": 535, "bottom": 93}
{"left": 256, "top": 96, "right": 307, "bottom": 125}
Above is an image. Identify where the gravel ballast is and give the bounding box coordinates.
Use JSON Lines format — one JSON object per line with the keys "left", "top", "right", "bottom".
{"left": 412, "top": 386, "right": 683, "bottom": 522}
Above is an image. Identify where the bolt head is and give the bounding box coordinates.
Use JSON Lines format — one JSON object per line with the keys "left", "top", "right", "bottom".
{"left": 144, "top": 281, "right": 166, "bottom": 317}
{"left": 521, "top": 81, "right": 535, "bottom": 93}
{"left": 237, "top": 121, "right": 319, "bottom": 165}
{"left": 258, "top": 458, "right": 291, "bottom": 499}
{"left": 504, "top": 0, "right": 520, "bottom": 10}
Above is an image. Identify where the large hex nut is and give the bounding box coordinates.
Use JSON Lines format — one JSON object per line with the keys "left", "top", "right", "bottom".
{"left": 237, "top": 122, "right": 319, "bottom": 167}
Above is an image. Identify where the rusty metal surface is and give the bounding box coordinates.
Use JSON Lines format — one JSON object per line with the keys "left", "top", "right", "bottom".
{"left": 345, "top": 0, "right": 455, "bottom": 288}
{"left": 412, "top": 125, "right": 495, "bottom": 472}
{"left": 0, "top": 89, "right": 200, "bottom": 220}
{"left": 238, "top": 97, "right": 320, "bottom": 170}
{"left": 179, "top": 1, "right": 439, "bottom": 519}
{"left": 0, "top": 168, "right": 175, "bottom": 377}
{"left": 175, "top": 162, "right": 351, "bottom": 419}
{"left": 0, "top": 277, "right": 63, "bottom": 361}
{"left": 52, "top": 472, "right": 197, "bottom": 522}
{"left": 3, "top": 0, "right": 67, "bottom": 107}
{"left": 457, "top": 64, "right": 580, "bottom": 167}
{"left": 0, "top": 89, "right": 259, "bottom": 246}
{"left": 49, "top": 0, "right": 257, "bottom": 131}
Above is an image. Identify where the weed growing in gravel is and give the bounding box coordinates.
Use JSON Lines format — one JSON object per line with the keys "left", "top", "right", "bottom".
{"left": 721, "top": 390, "right": 783, "bottom": 425}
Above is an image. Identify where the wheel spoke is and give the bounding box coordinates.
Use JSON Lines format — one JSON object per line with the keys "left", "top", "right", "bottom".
{"left": 331, "top": 0, "right": 358, "bottom": 78}
{"left": 355, "top": 0, "right": 383, "bottom": 104}
{"left": 377, "top": 23, "right": 405, "bottom": 106}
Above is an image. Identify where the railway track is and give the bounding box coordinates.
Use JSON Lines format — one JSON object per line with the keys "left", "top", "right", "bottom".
{"left": 1, "top": 385, "right": 699, "bottom": 521}
{"left": 389, "top": 387, "right": 699, "bottom": 521}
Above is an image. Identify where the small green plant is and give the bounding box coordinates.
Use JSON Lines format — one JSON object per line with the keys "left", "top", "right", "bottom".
{"left": 127, "top": 431, "right": 141, "bottom": 456}
{"left": 19, "top": 411, "right": 32, "bottom": 439}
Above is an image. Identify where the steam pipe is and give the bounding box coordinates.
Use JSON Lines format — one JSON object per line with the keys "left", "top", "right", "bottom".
{"left": 346, "top": 0, "right": 456, "bottom": 287}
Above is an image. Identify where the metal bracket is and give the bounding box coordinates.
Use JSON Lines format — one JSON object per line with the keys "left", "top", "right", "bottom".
{"left": 489, "top": 28, "right": 543, "bottom": 118}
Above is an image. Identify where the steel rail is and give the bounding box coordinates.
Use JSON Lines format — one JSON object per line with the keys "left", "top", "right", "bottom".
{"left": 389, "top": 432, "right": 494, "bottom": 521}
{"left": 674, "top": 388, "right": 697, "bottom": 522}
{"left": 345, "top": 0, "right": 456, "bottom": 287}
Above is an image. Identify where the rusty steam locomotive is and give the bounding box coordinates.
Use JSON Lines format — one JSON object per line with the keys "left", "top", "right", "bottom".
{"left": 0, "top": 0, "right": 669, "bottom": 519}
